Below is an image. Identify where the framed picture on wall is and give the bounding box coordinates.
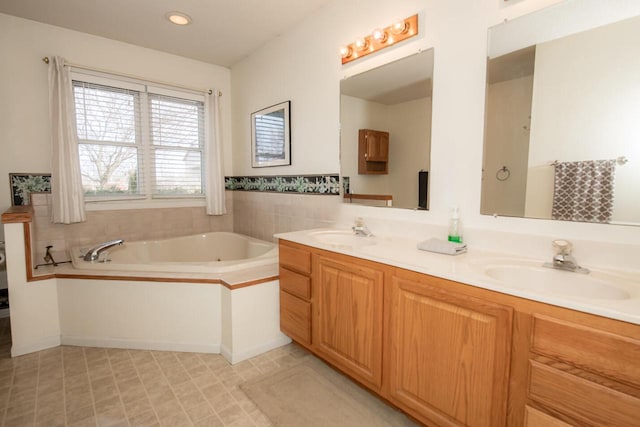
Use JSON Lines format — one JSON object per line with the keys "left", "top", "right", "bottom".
{"left": 251, "top": 101, "right": 291, "bottom": 168}
{"left": 9, "top": 173, "right": 52, "bottom": 206}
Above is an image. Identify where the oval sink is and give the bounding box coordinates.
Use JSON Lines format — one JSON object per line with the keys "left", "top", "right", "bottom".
{"left": 309, "top": 230, "right": 377, "bottom": 248}
{"left": 485, "top": 265, "right": 632, "bottom": 300}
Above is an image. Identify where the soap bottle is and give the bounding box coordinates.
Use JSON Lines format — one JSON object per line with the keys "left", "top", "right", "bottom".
{"left": 448, "top": 207, "right": 463, "bottom": 243}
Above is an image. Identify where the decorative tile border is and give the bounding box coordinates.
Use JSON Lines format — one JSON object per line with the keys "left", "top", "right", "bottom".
{"left": 9, "top": 173, "right": 52, "bottom": 206}
{"left": 225, "top": 174, "right": 340, "bottom": 195}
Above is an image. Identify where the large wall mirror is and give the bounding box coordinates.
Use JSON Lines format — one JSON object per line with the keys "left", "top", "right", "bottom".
{"left": 340, "top": 49, "right": 434, "bottom": 210}
{"left": 482, "top": 1, "right": 640, "bottom": 226}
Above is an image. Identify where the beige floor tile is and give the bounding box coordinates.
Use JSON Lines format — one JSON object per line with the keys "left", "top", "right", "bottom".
{"left": 122, "top": 396, "right": 154, "bottom": 418}
{"left": 200, "top": 383, "right": 226, "bottom": 402}
{"left": 216, "top": 403, "right": 246, "bottom": 426}
{"left": 192, "top": 372, "right": 219, "bottom": 389}
{"left": 160, "top": 411, "right": 193, "bottom": 427}
{"left": 127, "top": 408, "right": 160, "bottom": 427}
{"left": 185, "top": 401, "right": 215, "bottom": 422}
{"left": 153, "top": 399, "right": 183, "bottom": 420}
{"left": 96, "top": 405, "right": 128, "bottom": 427}
{"left": 36, "top": 411, "right": 66, "bottom": 427}
{"left": 193, "top": 415, "right": 224, "bottom": 427}
{"left": 3, "top": 412, "right": 36, "bottom": 427}
{"left": 66, "top": 403, "right": 95, "bottom": 424}
{"left": 147, "top": 385, "right": 176, "bottom": 407}
{"left": 208, "top": 392, "right": 235, "bottom": 413}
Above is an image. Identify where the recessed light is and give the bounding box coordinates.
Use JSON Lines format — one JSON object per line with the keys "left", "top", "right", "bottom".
{"left": 166, "top": 11, "right": 192, "bottom": 26}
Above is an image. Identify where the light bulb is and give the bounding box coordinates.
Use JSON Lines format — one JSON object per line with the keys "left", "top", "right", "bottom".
{"left": 391, "top": 20, "right": 409, "bottom": 35}
{"left": 355, "top": 37, "right": 369, "bottom": 51}
{"left": 340, "top": 45, "right": 352, "bottom": 58}
{"left": 372, "top": 28, "right": 388, "bottom": 43}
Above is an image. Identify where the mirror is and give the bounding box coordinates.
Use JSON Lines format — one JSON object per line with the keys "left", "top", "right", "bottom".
{"left": 340, "top": 50, "right": 434, "bottom": 209}
{"left": 482, "top": 2, "right": 640, "bottom": 225}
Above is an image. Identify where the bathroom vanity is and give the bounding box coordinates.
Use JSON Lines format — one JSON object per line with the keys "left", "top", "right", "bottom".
{"left": 277, "top": 231, "right": 640, "bottom": 427}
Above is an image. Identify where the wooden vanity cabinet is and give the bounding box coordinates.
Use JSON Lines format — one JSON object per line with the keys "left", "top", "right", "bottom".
{"left": 313, "top": 252, "right": 385, "bottom": 391}
{"left": 278, "top": 241, "right": 312, "bottom": 348}
{"left": 521, "top": 313, "right": 640, "bottom": 427}
{"left": 277, "top": 239, "right": 640, "bottom": 427}
{"left": 387, "top": 269, "right": 513, "bottom": 427}
{"left": 358, "top": 129, "right": 389, "bottom": 174}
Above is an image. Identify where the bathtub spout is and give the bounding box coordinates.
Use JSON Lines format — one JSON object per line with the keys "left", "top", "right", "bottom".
{"left": 83, "top": 239, "right": 124, "bottom": 262}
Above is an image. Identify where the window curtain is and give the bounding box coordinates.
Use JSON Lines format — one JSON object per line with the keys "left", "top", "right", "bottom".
{"left": 48, "top": 56, "right": 86, "bottom": 224}
{"left": 204, "top": 90, "right": 226, "bottom": 215}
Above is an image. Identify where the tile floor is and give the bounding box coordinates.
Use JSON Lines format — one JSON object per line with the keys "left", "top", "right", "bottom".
{"left": 0, "top": 317, "right": 310, "bottom": 426}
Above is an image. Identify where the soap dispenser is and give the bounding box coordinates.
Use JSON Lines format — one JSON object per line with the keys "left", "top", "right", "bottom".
{"left": 448, "top": 207, "right": 463, "bottom": 243}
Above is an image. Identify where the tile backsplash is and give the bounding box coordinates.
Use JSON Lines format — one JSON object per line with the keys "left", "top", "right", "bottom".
{"left": 30, "top": 193, "right": 234, "bottom": 261}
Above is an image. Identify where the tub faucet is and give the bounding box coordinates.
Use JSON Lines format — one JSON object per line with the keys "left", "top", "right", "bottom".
{"left": 83, "top": 239, "right": 124, "bottom": 261}
{"left": 543, "top": 239, "right": 589, "bottom": 274}
{"left": 352, "top": 217, "right": 373, "bottom": 237}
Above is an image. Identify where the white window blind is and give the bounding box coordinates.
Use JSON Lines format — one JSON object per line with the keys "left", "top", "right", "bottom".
{"left": 73, "top": 81, "right": 142, "bottom": 197}
{"left": 149, "top": 94, "right": 204, "bottom": 196}
{"left": 71, "top": 73, "right": 206, "bottom": 202}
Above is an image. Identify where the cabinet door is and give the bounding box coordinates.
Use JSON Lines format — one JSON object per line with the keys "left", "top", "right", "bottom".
{"left": 364, "top": 130, "right": 389, "bottom": 161}
{"left": 313, "top": 254, "right": 384, "bottom": 390}
{"left": 387, "top": 271, "right": 513, "bottom": 427}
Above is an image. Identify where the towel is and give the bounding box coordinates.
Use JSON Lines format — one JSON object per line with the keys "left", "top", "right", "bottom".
{"left": 417, "top": 238, "right": 467, "bottom": 255}
{"left": 552, "top": 159, "right": 616, "bottom": 223}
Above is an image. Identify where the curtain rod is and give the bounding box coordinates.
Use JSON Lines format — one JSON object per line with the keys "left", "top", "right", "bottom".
{"left": 42, "top": 56, "right": 222, "bottom": 97}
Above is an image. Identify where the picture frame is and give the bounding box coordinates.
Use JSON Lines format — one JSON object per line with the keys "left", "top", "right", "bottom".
{"left": 9, "top": 173, "right": 52, "bottom": 206}
{"left": 251, "top": 101, "right": 291, "bottom": 168}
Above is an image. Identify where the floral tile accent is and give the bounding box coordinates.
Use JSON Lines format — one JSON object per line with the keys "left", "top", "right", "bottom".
{"left": 225, "top": 174, "right": 340, "bottom": 195}
{"left": 9, "top": 173, "right": 52, "bottom": 206}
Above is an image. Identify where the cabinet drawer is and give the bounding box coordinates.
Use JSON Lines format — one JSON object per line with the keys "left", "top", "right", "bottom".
{"left": 279, "top": 267, "right": 311, "bottom": 300}
{"left": 524, "top": 406, "right": 572, "bottom": 427}
{"left": 531, "top": 315, "right": 640, "bottom": 387}
{"left": 280, "top": 291, "right": 311, "bottom": 345}
{"left": 279, "top": 243, "right": 311, "bottom": 274}
{"left": 528, "top": 361, "right": 640, "bottom": 426}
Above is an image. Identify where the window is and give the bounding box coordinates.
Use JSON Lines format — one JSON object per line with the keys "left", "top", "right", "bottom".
{"left": 72, "top": 73, "right": 205, "bottom": 202}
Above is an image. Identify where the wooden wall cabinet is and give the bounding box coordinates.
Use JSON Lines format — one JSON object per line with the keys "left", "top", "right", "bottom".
{"left": 358, "top": 129, "right": 389, "bottom": 174}
{"left": 278, "top": 239, "right": 640, "bottom": 427}
{"left": 313, "top": 254, "right": 385, "bottom": 390}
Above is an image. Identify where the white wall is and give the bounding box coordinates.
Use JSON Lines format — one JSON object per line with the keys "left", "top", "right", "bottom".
{"left": 0, "top": 13, "right": 233, "bottom": 242}
{"left": 231, "top": 0, "right": 640, "bottom": 251}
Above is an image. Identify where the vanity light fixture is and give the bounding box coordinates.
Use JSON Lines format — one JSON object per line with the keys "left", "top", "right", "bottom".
{"left": 166, "top": 11, "right": 192, "bottom": 26}
{"left": 340, "top": 14, "right": 418, "bottom": 65}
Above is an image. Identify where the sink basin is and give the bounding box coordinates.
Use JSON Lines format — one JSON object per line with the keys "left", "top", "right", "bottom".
{"left": 309, "top": 230, "right": 377, "bottom": 248}
{"left": 484, "top": 263, "right": 633, "bottom": 300}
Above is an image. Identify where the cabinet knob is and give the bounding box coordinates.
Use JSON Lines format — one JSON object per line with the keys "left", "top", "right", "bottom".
{"left": 364, "top": 153, "right": 368, "bottom": 160}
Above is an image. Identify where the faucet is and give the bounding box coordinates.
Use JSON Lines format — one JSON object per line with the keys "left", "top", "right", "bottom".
{"left": 83, "top": 239, "right": 124, "bottom": 261}
{"left": 352, "top": 217, "right": 373, "bottom": 237}
{"left": 543, "top": 239, "right": 589, "bottom": 274}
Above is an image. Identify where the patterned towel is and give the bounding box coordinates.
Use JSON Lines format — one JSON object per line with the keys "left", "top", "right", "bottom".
{"left": 552, "top": 160, "right": 616, "bottom": 223}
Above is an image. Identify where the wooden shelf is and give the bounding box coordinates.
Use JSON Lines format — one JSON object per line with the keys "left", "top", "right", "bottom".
{"left": 358, "top": 129, "right": 389, "bottom": 174}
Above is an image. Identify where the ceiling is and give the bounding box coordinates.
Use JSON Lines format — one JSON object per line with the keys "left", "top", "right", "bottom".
{"left": 0, "top": 0, "right": 333, "bottom": 67}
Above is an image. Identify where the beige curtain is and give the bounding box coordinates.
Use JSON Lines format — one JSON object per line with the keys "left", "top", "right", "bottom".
{"left": 48, "top": 56, "right": 86, "bottom": 224}
{"left": 204, "top": 90, "right": 226, "bottom": 215}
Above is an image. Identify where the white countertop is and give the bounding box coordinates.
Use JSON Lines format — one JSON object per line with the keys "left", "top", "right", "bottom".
{"left": 275, "top": 228, "right": 640, "bottom": 325}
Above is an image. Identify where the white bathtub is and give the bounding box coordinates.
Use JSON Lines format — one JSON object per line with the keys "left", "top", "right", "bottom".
{"left": 71, "top": 232, "right": 277, "bottom": 274}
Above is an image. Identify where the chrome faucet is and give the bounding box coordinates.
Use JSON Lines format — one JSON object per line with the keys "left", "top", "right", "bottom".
{"left": 543, "top": 239, "right": 589, "bottom": 274}
{"left": 83, "top": 239, "right": 124, "bottom": 261}
{"left": 352, "top": 217, "right": 373, "bottom": 237}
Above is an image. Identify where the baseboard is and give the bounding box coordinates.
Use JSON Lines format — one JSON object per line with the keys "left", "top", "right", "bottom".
{"left": 221, "top": 334, "right": 292, "bottom": 365}
{"left": 11, "top": 335, "right": 61, "bottom": 357}
{"left": 60, "top": 335, "right": 221, "bottom": 354}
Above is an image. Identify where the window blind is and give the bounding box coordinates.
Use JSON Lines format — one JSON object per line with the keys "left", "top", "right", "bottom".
{"left": 73, "top": 81, "right": 142, "bottom": 197}
{"left": 149, "top": 94, "right": 205, "bottom": 196}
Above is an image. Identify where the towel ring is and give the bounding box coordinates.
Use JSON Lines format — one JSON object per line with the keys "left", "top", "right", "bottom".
{"left": 496, "top": 166, "right": 510, "bottom": 181}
